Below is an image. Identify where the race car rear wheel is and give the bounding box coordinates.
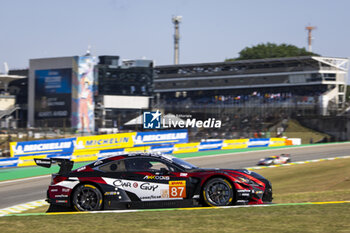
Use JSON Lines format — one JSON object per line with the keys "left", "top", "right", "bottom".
{"left": 202, "top": 178, "right": 234, "bottom": 206}
{"left": 72, "top": 184, "right": 103, "bottom": 211}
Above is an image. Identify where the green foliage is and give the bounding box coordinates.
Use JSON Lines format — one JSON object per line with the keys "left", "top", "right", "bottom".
{"left": 226, "top": 43, "right": 319, "bottom": 61}
{"left": 346, "top": 85, "right": 350, "bottom": 102}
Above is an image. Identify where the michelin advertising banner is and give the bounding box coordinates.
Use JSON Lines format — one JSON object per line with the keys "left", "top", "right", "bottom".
{"left": 133, "top": 130, "right": 188, "bottom": 146}
{"left": 248, "top": 138, "right": 270, "bottom": 148}
{"left": 9, "top": 130, "right": 188, "bottom": 158}
{"left": 222, "top": 139, "right": 249, "bottom": 149}
{"left": 4, "top": 129, "right": 298, "bottom": 168}
{"left": 74, "top": 133, "right": 136, "bottom": 152}
{"left": 10, "top": 138, "right": 75, "bottom": 157}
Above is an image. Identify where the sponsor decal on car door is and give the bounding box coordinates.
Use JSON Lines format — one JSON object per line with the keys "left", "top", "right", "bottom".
{"left": 102, "top": 177, "right": 187, "bottom": 201}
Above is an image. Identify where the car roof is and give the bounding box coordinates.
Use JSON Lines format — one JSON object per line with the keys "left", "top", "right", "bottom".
{"left": 90, "top": 152, "right": 171, "bottom": 167}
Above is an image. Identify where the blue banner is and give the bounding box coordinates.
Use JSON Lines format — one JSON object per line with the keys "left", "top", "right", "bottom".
{"left": 10, "top": 138, "right": 76, "bottom": 157}
{"left": 0, "top": 158, "right": 18, "bottom": 168}
{"left": 248, "top": 138, "right": 270, "bottom": 148}
{"left": 134, "top": 129, "right": 188, "bottom": 146}
{"left": 149, "top": 145, "right": 175, "bottom": 154}
{"left": 97, "top": 148, "right": 125, "bottom": 159}
{"left": 198, "top": 140, "right": 223, "bottom": 151}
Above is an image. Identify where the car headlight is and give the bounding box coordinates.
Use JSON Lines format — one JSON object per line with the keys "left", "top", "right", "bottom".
{"left": 236, "top": 176, "right": 262, "bottom": 187}
{"left": 236, "top": 177, "right": 252, "bottom": 184}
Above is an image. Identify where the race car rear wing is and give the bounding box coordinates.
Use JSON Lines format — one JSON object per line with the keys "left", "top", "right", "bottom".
{"left": 34, "top": 158, "right": 74, "bottom": 175}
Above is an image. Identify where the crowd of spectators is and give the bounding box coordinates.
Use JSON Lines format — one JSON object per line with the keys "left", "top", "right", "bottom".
{"left": 160, "top": 91, "right": 323, "bottom": 109}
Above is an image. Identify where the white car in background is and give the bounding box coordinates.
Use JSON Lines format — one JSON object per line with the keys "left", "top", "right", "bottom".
{"left": 257, "top": 154, "right": 291, "bottom": 166}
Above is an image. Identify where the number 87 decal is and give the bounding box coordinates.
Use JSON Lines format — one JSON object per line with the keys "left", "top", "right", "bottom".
{"left": 169, "top": 180, "right": 186, "bottom": 198}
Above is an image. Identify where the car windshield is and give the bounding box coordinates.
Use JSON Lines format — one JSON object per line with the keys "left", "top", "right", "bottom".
{"left": 161, "top": 154, "right": 198, "bottom": 170}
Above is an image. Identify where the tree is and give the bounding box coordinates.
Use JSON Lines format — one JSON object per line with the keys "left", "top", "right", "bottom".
{"left": 226, "top": 43, "right": 319, "bottom": 61}
{"left": 346, "top": 85, "right": 350, "bottom": 102}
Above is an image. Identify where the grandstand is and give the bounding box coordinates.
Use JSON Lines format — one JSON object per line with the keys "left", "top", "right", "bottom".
{"left": 1, "top": 56, "right": 349, "bottom": 141}
{"left": 0, "top": 70, "right": 27, "bottom": 129}
{"left": 153, "top": 56, "right": 349, "bottom": 140}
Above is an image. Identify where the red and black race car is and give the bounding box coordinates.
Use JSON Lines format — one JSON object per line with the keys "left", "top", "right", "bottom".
{"left": 35, "top": 153, "right": 273, "bottom": 211}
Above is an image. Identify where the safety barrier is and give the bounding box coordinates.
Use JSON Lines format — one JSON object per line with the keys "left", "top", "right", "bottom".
{"left": 1, "top": 129, "right": 297, "bottom": 168}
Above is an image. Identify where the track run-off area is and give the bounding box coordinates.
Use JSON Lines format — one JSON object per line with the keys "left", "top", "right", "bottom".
{"left": 1, "top": 142, "right": 350, "bottom": 214}
{"left": 2, "top": 200, "right": 350, "bottom": 217}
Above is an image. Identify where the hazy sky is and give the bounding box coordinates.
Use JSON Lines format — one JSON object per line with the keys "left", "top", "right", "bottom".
{"left": 1, "top": 0, "right": 349, "bottom": 70}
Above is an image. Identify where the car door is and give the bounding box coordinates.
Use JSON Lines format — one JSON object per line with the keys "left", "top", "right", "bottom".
{"left": 137, "top": 157, "right": 190, "bottom": 201}
{"left": 97, "top": 157, "right": 167, "bottom": 204}
{"left": 121, "top": 156, "right": 190, "bottom": 202}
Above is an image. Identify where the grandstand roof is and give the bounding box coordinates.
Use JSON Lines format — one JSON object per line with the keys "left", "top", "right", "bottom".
{"left": 156, "top": 56, "right": 348, "bottom": 69}
{"left": 154, "top": 56, "right": 349, "bottom": 93}
{"left": 0, "top": 74, "right": 26, "bottom": 91}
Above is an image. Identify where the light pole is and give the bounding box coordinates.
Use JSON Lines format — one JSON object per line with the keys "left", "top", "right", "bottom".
{"left": 172, "top": 16, "right": 182, "bottom": 65}
{"left": 305, "top": 26, "right": 316, "bottom": 52}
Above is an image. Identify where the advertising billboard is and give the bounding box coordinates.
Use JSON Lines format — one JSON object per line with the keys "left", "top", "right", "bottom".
{"left": 10, "top": 138, "right": 75, "bottom": 157}
{"left": 133, "top": 129, "right": 188, "bottom": 146}
{"left": 34, "top": 69, "right": 72, "bottom": 119}
{"left": 72, "top": 56, "right": 96, "bottom": 133}
{"left": 74, "top": 132, "right": 136, "bottom": 152}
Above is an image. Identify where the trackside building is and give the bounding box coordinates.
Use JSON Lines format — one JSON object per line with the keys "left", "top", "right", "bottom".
{"left": 154, "top": 56, "right": 349, "bottom": 116}
{"left": 28, "top": 56, "right": 154, "bottom": 133}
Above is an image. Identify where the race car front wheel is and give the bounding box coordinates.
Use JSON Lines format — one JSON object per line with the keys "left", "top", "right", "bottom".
{"left": 72, "top": 184, "right": 103, "bottom": 211}
{"left": 202, "top": 178, "right": 234, "bottom": 206}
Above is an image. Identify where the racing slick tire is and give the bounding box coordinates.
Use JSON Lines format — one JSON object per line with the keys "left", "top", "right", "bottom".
{"left": 72, "top": 184, "right": 103, "bottom": 211}
{"left": 202, "top": 178, "right": 234, "bottom": 207}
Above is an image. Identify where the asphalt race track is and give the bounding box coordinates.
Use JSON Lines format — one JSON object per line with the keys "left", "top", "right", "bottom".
{"left": 186, "top": 143, "right": 350, "bottom": 169}
{"left": 1, "top": 143, "right": 350, "bottom": 209}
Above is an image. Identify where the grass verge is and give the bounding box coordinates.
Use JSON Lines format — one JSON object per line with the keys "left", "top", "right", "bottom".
{"left": 283, "top": 119, "right": 329, "bottom": 144}
{"left": 257, "top": 157, "right": 350, "bottom": 203}
{"left": 2, "top": 204, "right": 350, "bottom": 233}
{"left": 5, "top": 157, "right": 350, "bottom": 232}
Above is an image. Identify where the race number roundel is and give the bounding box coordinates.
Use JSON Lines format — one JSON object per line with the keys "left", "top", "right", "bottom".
{"left": 169, "top": 180, "right": 186, "bottom": 198}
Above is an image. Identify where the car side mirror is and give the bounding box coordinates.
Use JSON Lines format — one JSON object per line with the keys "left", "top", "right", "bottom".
{"left": 160, "top": 167, "right": 169, "bottom": 175}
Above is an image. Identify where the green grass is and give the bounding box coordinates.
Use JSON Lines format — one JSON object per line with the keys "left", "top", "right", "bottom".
{"left": 2, "top": 204, "right": 350, "bottom": 233}
{"left": 282, "top": 119, "right": 329, "bottom": 144}
{"left": 4, "top": 158, "right": 350, "bottom": 232}
{"left": 257, "top": 158, "right": 350, "bottom": 203}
